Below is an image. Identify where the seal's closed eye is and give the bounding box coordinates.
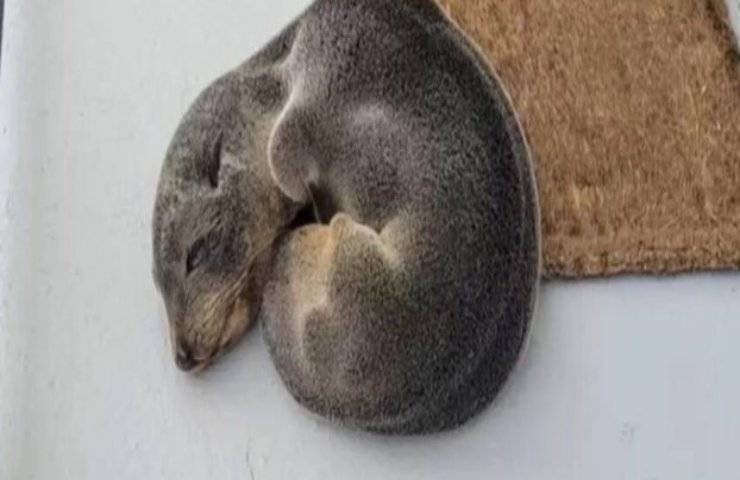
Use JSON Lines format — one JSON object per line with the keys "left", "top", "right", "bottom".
{"left": 203, "top": 132, "right": 224, "bottom": 189}
{"left": 185, "top": 236, "right": 208, "bottom": 275}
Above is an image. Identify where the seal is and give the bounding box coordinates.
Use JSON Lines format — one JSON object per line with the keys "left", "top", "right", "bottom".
{"left": 152, "top": 0, "right": 540, "bottom": 433}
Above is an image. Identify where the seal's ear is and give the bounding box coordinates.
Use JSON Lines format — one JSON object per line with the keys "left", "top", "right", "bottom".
{"left": 267, "top": 104, "right": 319, "bottom": 203}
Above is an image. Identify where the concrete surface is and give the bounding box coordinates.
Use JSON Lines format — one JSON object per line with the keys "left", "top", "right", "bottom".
{"left": 1, "top": 1, "right": 739, "bottom": 478}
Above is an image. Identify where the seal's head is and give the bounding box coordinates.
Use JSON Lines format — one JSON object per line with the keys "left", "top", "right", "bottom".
{"left": 152, "top": 73, "right": 285, "bottom": 372}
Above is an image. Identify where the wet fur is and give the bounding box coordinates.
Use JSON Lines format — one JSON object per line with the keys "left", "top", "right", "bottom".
{"left": 153, "top": 0, "right": 540, "bottom": 434}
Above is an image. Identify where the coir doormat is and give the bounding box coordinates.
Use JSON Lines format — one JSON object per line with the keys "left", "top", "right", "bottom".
{"left": 439, "top": 0, "right": 740, "bottom": 277}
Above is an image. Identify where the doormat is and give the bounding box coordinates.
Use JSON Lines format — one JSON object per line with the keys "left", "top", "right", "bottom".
{"left": 439, "top": 0, "right": 740, "bottom": 277}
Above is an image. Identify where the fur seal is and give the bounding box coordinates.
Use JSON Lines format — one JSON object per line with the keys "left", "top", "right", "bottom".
{"left": 153, "top": 0, "right": 540, "bottom": 433}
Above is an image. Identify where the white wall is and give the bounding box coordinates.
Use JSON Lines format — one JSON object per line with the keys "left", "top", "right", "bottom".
{"left": 1, "top": 1, "right": 739, "bottom": 478}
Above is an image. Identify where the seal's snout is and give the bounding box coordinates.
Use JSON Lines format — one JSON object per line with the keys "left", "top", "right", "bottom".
{"left": 175, "top": 345, "right": 197, "bottom": 372}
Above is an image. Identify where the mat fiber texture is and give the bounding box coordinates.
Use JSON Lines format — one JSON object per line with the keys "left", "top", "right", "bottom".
{"left": 439, "top": 0, "right": 740, "bottom": 277}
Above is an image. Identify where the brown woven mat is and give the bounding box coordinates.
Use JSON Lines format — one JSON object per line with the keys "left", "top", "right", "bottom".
{"left": 439, "top": 0, "right": 740, "bottom": 277}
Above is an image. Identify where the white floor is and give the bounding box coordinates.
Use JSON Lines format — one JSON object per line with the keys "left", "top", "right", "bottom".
{"left": 2, "top": 1, "right": 739, "bottom": 479}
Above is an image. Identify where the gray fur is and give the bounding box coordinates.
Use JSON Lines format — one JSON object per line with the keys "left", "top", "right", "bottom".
{"left": 153, "top": 0, "right": 540, "bottom": 434}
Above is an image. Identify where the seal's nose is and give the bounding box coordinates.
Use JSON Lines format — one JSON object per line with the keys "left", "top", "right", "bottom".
{"left": 175, "top": 345, "right": 197, "bottom": 371}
